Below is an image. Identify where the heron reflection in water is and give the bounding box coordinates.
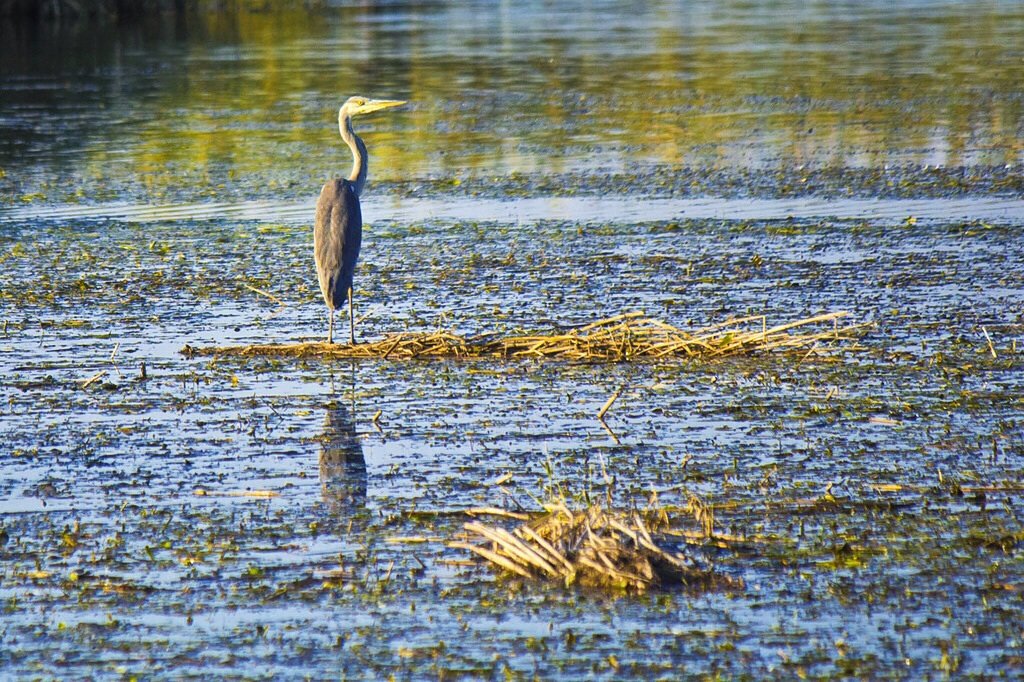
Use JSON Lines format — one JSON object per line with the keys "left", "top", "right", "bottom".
{"left": 318, "top": 403, "right": 367, "bottom": 510}
{"left": 314, "top": 96, "right": 406, "bottom": 344}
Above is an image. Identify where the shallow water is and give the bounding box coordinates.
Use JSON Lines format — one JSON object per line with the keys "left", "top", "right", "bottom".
{"left": 4, "top": 193, "right": 1024, "bottom": 226}
{"left": 2, "top": 1, "right": 1024, "bottom": 678}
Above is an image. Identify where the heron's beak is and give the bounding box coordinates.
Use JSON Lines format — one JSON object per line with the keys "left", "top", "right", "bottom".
{"left": 358, "top": 99, "right": 407, "bottom": 115}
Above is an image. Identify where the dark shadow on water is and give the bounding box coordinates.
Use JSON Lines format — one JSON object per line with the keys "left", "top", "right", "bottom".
{"left": 318, "top": 403, "right": 367, "bottom": 512}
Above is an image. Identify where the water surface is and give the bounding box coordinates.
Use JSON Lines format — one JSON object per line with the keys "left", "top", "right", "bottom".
{"left": 1, "top": 1, "right": 1023, "bottom": 678}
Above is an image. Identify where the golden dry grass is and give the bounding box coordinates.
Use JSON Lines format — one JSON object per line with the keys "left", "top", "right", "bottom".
{"left": 181, "top": 310, "right": 867, "bottom": 362}
{"left": 450, "top": 497, "right": 741, "bottom": 593}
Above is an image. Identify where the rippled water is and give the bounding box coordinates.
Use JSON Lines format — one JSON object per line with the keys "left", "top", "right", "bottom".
{"left": 4, "top": 194, "right": 1024, "bottom": 225}
{"left": 1, "top": 1, "right": 1023, "bottom": 678}
{"left": 2, "top": 0, "right": 1023, "bottom": 205}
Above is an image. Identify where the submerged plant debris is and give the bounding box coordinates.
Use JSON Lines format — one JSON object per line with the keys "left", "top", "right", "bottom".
{"left": 182, "top": 310, "right": 867, "bottom": 361}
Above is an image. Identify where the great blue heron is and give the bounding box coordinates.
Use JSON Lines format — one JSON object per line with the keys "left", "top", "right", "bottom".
{"left": 314, "top": 96, "right": 406, "bottom": 344}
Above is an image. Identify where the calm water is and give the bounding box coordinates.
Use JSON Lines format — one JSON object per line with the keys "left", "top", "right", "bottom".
{"left": 1, "top": 1, "right": 1023, "bottom": 678}
{"left": 2, "top": 0, "right": 1023, "bottom": 207}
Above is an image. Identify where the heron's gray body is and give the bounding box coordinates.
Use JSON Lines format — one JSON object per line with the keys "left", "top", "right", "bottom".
{"left": 313, "top": 96, "right": 404, "bottom": 344}
{"left": 314, "top": 178, "right": 362, "bottom": 313}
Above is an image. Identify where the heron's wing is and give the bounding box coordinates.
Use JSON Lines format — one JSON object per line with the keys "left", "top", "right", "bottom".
{"left": 314, "top": 179, "right": 363, "bottom": 309}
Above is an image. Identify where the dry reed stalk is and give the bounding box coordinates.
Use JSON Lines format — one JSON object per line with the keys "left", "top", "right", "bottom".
{"left": 515, "top": 525, "right": 575, "bottom": 573}
{"left": 982, "top": 326, "right": 997, "bottom": 359}
{"left": 453, "top": 499, "right": 740, "bottom": 593}
{"left": 449, "top": 541, "right": 534, "bottom": 579}
{"left": 384, "top": 536, "right": 441, "bottom": 544}
{"left": 80, "top": 370, "right": 106, "bottom": 389}
{"left": 182, "top": 310, "right": 868, "bottom": 363}
{"left": 577, "top": 310, "right": 646, "bottom": 331}
{"left": 597, "top": 386, "right": 623, "bottom": 420}
{"left": 465, "top": 506, "right": 531, "bottom": 520}
{"left": 464, "top": 521, "right": 561, "bottom": 577}
{"left": 193, "top": 488, "right": 279, "bottom": 498}
{"left": 242, "top": 283, "right": 285, "bottom": 306}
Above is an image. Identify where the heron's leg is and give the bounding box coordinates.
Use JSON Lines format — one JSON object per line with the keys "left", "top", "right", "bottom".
{"left": 348, "top": 286, "right": 356, "bottom": 345}
{"left": 327, "top": 309, "right": 335, "bottom": 344}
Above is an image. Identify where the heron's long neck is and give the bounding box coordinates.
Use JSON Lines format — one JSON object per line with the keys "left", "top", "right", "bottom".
{"left": 339, "top": 111, "right": 368, "bottom": 196}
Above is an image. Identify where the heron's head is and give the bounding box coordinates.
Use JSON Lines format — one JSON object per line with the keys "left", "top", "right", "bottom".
{"left": 341, "top": 96, "right": 407, "bottom": 118}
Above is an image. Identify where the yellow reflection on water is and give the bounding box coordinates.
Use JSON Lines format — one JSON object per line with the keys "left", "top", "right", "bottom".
{"left": 1, "top": 0, "right": 1022, "bottom": 200}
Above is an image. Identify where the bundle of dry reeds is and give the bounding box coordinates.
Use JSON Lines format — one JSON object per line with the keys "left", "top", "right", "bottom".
{"left": 450, "top": 501, "right": 737, "bottom": 593}
{"left": 182, "top": 310, "right": 866, "bottom": 362}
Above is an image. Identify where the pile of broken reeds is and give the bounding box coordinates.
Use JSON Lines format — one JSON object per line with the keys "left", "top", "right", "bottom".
{"left": 449, "top": 499, "right": 739, "bottom": 593}
{"left": 181, "top": 310, "right": 867, "bottom": 362}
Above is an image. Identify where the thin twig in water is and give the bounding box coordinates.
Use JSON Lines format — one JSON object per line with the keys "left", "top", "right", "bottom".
{"left": 243, "top": 283, "right": 285, "bottom": 306}
{"left": 597, "top": 386, "right": 624, "bottom": 420}
{"left": 80, "top": 371, "right": 105, "bottom": 389}
{"left": 982, "top": 326, "right": 997, "bottom": 359}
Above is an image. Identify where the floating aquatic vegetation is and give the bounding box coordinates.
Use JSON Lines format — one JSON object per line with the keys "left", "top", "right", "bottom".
{"left": 181, "top": 310, "right": 868, "bottom": 362}
{"left": 449, "top": 495, "right": 740, "bottom": 593}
